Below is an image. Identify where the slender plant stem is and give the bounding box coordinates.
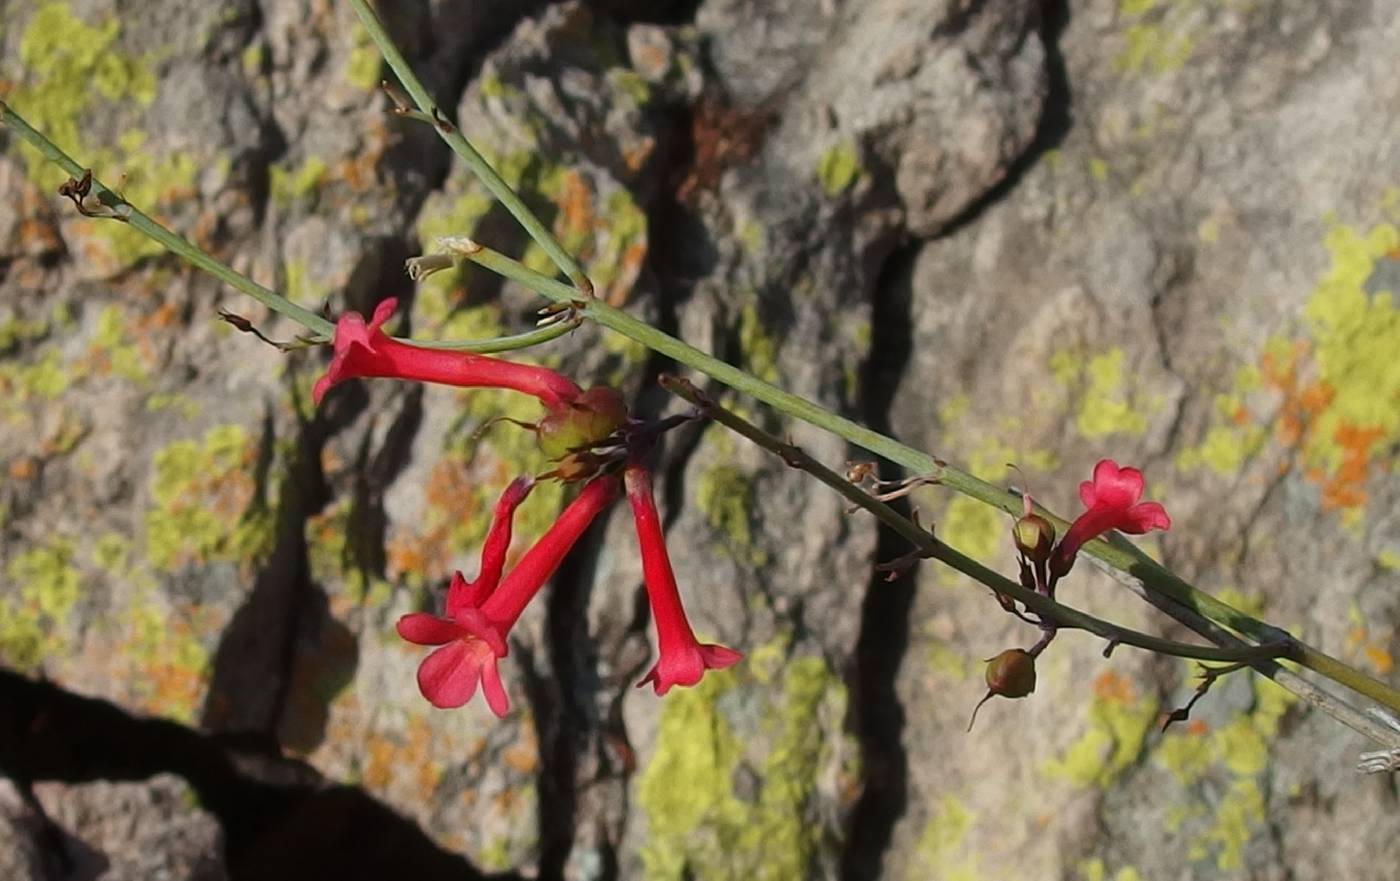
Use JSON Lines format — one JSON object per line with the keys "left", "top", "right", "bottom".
{"left": 1, "top": 99, "right": 331, "bottom": 335}
{"left": 462, "top": 243, "right": 1400, "bottom": 716}
{"left": 661, "top": 376, "right": 1291, "bottom": 666}
{"left": 666, "top": 375, "right": 1400, "bottom": 747}
{"left": 345, "top": 0, "right": 594, "bottom": 295}
{"left": 1087, "top": 555, "right": 1400, "bottom": 748}
{"left": 0, "top": 99, "right": 578, "bottom": 356}
{"left": 340, "top": 0, "right": 1314, "bottom": 669}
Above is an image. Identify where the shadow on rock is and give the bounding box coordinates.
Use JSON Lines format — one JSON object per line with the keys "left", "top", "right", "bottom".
{"left": 0, "top": 670, "right": 519, "bottom": 881}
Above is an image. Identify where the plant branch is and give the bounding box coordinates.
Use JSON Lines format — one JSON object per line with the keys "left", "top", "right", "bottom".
{"left": 346, "top": 0, "right": 594, "bottom": 295}
{"left": 660, "top": 375, "right": 1292, "bottom": 666}
{"left": 0, "top": 99, "right": 579, "bottom": 356}
{"left": 339, "top": 3, "right": 1400, "bottom": 715}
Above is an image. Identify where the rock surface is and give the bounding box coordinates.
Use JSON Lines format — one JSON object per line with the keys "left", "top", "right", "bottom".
{"left": 2, "top": 1, "right": 1398, "bottom": 880}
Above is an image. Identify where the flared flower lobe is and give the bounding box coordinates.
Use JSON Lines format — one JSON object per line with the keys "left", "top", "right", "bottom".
{"left": 1049, "top": 459, "right": 1171, "bottom": 578}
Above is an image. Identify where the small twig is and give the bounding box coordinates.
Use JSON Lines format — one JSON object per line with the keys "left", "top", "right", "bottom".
{"left": 1162, "top": 661, "right": 1253, "bottom": 732}
{"left": 218, "top": 309, "right": 315, "bottom": 351}
{"left": 659, "top": 374, "right": 1297, "bottom": 666}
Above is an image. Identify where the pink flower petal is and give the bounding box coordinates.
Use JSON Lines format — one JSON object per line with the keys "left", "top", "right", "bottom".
{"left": 1089, "top": 459, "right": 1144, "bottom": 508}
{"left": 416, "top": 641, "right": 482, "bottom": 709}
{"left": 480, "top": 656, "right": 510, "bottom": 718}
{"left": 1123, "top": 501, "right": 1171, "bottom": 533}
{"left": 697, "top": 643, "right": 743, "bottom": 670}
{"left": 368, "top": 297, "right": 398, "bottom": 331}
{"left": 396, "top": 613, "right": 464, "bottom": 646}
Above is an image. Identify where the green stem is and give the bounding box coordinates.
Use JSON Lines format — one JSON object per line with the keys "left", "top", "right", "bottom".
{"left": 1, "top": 99, "right": 332, "bottom": 336}
{"left": 662, "top": 375, "right": 1292, "bottom": 665}
{"left": 346, "top": 0, "right": 594, "bottom": 296}
{"left": 0, "top": 99, "right": 577, "bottom": 356}
{"left": 467, "top": 245, "right": 1400, "bottom": 716}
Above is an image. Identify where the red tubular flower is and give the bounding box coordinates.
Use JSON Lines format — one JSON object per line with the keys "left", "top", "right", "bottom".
{"left": 1049, "top": 459, "right": 1172, "bottom": 578}
{"left": 625, "top": 462, "right": 741, "bottom": 694}
{"left": 312, "top": 298, "right": 582, "bottom": 409}
{"left": 396, "top": 475, "right": 617, "bottom": 716}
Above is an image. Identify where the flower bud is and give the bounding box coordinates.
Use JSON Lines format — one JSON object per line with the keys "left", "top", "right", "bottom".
{"left": 967, "top": 648, "right": 1037, "bottom": 731}
{"left": 537, "top": 386, "right": 629, "bottom": 459}
{"left": 1012, "top": 513, "right": 1055, "bottom": 563}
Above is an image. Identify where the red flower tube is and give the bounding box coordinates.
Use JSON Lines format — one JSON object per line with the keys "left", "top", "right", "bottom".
{"left": 312, "top": 298, "right": 582, "bottom": 409}
{"left": 1049, "top": 459, "right": 1171, "bottom": 578}
{"left": 625, "top": 462, "right": 741, "bottom": 694}
{"left": 396, "top": 475, "right": 617, "bottom": 716}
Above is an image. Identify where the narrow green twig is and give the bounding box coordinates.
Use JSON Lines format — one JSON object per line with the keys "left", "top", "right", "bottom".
{"left": 661, "top": 375, "right": 1292, "bottom": 666}
{"left": 0, "top": 99, "right": 579, "bottom": 356}
{"left": 340, "top": 0, "right": 1377, "bottom": 691}
{"left": 346, "top": 0, "right": 594, "bottom": 296}
{"left": 1, "top": 98, "right": 332, "bottom": 335}
{"left": 461, "top": 241, "right": 1400, "bottom": 717}
{"left": 663, "top": 375, "right": 1400, "bottom": 747}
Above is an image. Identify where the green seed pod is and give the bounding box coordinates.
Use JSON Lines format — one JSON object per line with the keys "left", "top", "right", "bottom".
{"left": 967, "top": 648, "right": 1038, "bottom": 731}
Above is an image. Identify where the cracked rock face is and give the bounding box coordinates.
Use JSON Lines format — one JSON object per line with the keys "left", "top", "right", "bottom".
{"left": 2, "top": 0, "right": 1399, "bottom": 879}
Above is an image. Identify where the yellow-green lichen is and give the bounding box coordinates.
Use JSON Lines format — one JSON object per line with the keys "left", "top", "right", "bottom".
{"left": 1297, "top": 221, "right": 1400, "bottom": 519}
{"left": 270, "top": 155, "right": 329, "bottom": 208}
{"left": 1151, "top": 671, "right": 1294, "bottom": 868}
{"left": 737, "top": 302, "right": 779, "bottom": 384}
{"left": 1042, "top": 673, "right": 1156, "bottom": 789}
{"left": 144, "top": 424, "right": 272, "bottom": 571}
{"left": 637, "top": 656, "right": 845, "bottom": 881}
{"left": 905, "top": 795, "right": 978, "bottom": 881}
{"left": 0, "top": 537, "right": 80, "bottom": 671}
{"left": 695, "top": 459, "right": 765, "bottom": 566}
{"left": 90, "top": 304, "right": 152, "bottom": 381}
{"left": 241, "top": 43, "right": 264, "bottom": 77}
{"left": 1050, "top": 346, "right": 1155, "bottom": 438}
{"left": 1114, "top": 0, "right": 1197, "bottom": 75}
{"left": 1080, "top": 858, "right": 1143, "bottom": 881}
{"left": 125, "top": 591, "right": 212, "bottom": 723}
{"left": 816, "top": 141, "right": 861, "bottom": 196}
{"left": 10, "top": 3, "right": 156, "bottom": 186}
{"left": 344, "top": 25, "right": 380, "bottom": 90}
{"left": 1191, "top": 778, "right": 1264, "bottom": 870}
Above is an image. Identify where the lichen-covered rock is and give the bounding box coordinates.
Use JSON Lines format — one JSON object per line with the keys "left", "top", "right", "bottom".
{"left": 32, "top": 774, "right": 227, "bottom": 881}
{"left": 3, "top": 0, "right": 1399, "bottom": 879}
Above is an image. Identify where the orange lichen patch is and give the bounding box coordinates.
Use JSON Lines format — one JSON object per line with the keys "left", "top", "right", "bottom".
{"left": 1344, "top": 618, "right": 1396, "bottom": 676}
{"left": 1185, "top": 718, "right": 1210, "bottom": 737}
{"left": 622, "top": 136, "right": 656, "bottom": 174}
{"left": 360, "top": 715, "right": 443, "bottom": 799}
{"left": 1254, "top": 337, "right": 1385, "bottom": 513}
{"left": 1364, "top": 645, "right": 1395, "bottom": 675}
{"left": 333, "top": 115, "right": 391, "bottom": 195}
{"left": 555, "top": 169, "right": 595, "bottom": 247}
{"left": 606, "top": 240, "right": 647, "bottom": 307}
{"left": 386, "top": 455, "right": 487, "bottom": 584}
{"left": 501, "top": 738, "right": 539, "bottom": 775}
{"left": 1092, "top": 670, "right": 1136, "bottom": 705}
{"left": 8, "top": 457, "right": 36, "bottom": 480}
